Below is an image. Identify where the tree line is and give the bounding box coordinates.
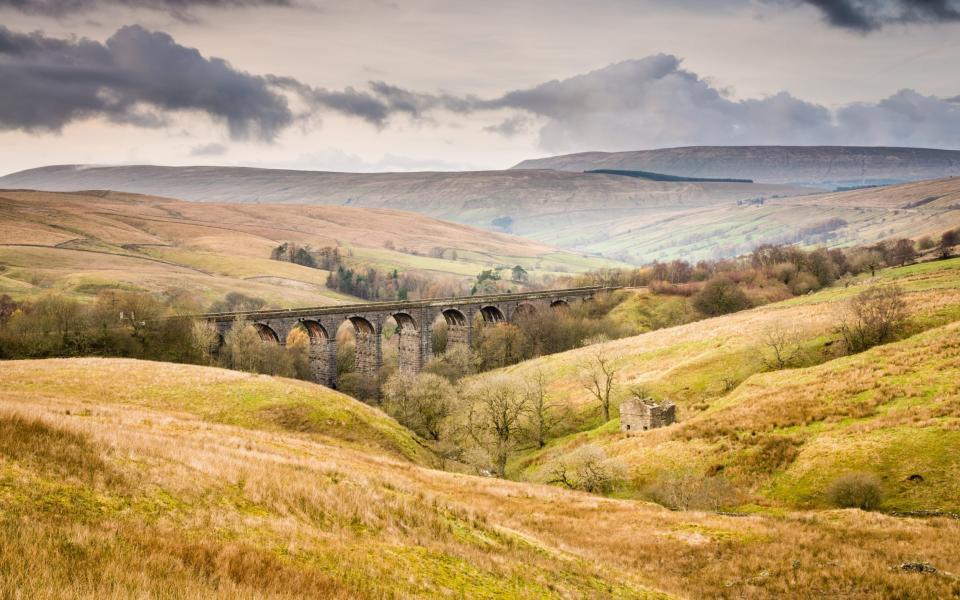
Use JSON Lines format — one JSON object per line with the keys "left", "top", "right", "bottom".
{"left": 565, "top": 230, "right": 960, "bottom": 317}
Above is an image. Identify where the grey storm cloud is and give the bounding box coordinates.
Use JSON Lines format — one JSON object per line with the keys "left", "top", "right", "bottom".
{"left": 470, "top": 54, "right": 960, "bottom": 151}
{"left": 0, "top": 25, "right": 446, "bottom": 139}
{"left": 789, "top": 0, "right": 960, "bottom": 31}
{"left": 189, "top": 142, "right": 228, "bottom": 156}
{"left": 0, "top": 25, "right": 295, "bottom": 139}
{"left": 0, "top": 0, "right": 293, "bottom": 19}
{"left": 264, "top": 76, "right": 470, "bottom": 128}
{"left": 3, "top": 24, "right": 960, "bottom": 152}
{"left": 483, "top": 115, "right": 532, "bottom": 138}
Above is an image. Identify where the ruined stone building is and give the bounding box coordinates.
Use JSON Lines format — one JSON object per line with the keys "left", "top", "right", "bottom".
{"left": 620, "top": 396, "right": 676, "bottom": 432}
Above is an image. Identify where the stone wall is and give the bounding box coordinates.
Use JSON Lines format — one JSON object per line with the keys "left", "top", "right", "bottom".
{"left": 397, "top": 327, "right": 423, "bottom": 375}
{"left": 308, "top": 336, "right": 336, "bottom": 387}
{"left": 353, "top": 327, "right": 382, "bottom": 381}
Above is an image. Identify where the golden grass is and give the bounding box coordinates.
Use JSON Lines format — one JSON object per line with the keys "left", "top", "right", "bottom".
{"left": 552, "top": 320, "right": 960, "bottom": 510}
{"left": 0, "top": 190, "right": 618, "bottom": 305}
{"left": 0, "top": 246, "right": 351, "bottom": 307}
{"left": 0, "top": 358, "right": 430, "bottom": 464}
{"left": 3, "top": 357, "right": 960, "bottom": 598}
{"left": 466, "top": 259, "right": 960, "bottom": 513}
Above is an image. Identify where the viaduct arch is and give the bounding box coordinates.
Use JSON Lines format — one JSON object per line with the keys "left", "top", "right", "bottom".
{"left": 202, "top": 286, "right": 611, "bottom": 389}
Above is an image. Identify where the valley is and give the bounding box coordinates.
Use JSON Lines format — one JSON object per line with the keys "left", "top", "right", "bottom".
{"left": 486, "top": 258, "right": 960, "bottom": 512}
{"left": 2, "top": 356, "right": 959, "bottom": 598}
{"left": 4, "top": 0, "right": 960, "bottom": 596}
{"left": 6, "top": 165, "right": 960, "bottom": 264}
{"left": 0, "top": 189, "right": 619, "bottom": 306}
{"left": 2, "top": 176, "right": 960, "bottom": 598}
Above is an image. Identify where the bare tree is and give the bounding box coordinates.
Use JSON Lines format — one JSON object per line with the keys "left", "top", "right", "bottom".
{"left": 462, "top": 376, "right": 528, "bottom": 477}
{"left": 190, "top": 319, "right": 220, "bottom": 364}
{"left": 889, "top": 239, "right": 917, "bottom": 267}
{"left": 222, "top": 316, "right": 260, "bottom": 373}
{"left": 220, "top": 316, "right": 298, "bottom": 377}
{"left": 382, "top": 372, "right": 454, "bottom": 441}
{"left": 546, "top": 444, "right": 625, "bottom": 494}
{"left": 838, "top": 284, "right": 908, "bottom": 353}
{"left": 645, "top": 471, "right": 739, "bottom": 511}
{"left": 940, "top": 228, "right": 959, "bottom": 259}
{"left": 525, "top": 370, "right": 558, "bottom": 449}
{"left": 581, "top": 350, "right": 618, "bottom": 422}
{"left": 761, "top": 324, "right": 803, "bottom": 370}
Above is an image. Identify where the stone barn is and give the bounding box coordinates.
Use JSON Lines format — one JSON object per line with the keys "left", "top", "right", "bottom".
{"left": 620, "top": 396, "right": 676, "bottom": 432}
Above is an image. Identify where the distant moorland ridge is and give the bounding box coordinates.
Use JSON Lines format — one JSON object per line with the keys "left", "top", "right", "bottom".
{"left": 513, "top": 145, "right": 960, "bottom": 185}
{"left": 4, "top": 159, "right": 960, "bottom": 263}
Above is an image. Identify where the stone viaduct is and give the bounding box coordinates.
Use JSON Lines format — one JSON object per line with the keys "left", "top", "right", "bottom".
{"left": 202, "top": 286, "right": 610, "bottom": 388}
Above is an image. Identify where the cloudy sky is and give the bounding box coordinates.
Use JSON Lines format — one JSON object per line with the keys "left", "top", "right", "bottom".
{"left": 1, "top": 0, "right": 959, "bottom": 174}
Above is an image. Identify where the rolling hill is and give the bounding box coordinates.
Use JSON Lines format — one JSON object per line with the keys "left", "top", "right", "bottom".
{"left": 473, "top": 258, "right": 960, "bottom": 512}
{"left": 2, "top": 357, "right": 959, "bottom": 598}
{"left": 6, "top": 163, "right": 960, "bottom": 265}
{"left": 513, "top": 146, "right": 960, "bottom": 187}
{"left": 0, "top": 189, "right": 620, "bottom": 306}
{"left": 579, "top": 176, "right": 960, "bottom": 262}
{"left": 0, "top": 164, "right": 812, "bottom": 254}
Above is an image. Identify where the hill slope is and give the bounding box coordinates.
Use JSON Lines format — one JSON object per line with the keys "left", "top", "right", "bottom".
{"left": 580, "top": 177, "right": 960, "bottom": 262}
{"left": 5, "top": 165, "right": 959, "bottom": 263}
{"left": 2, "top": 357, "right": 959, "bottom": 598}
{"left": 0, "top": 164, "right": 811, "bottom": 254}
{"left": 0, "top": 190, "right": 618, "bottom": 305}
{"left": 477, "top": 258, "right": 960, "bottom": 510}
{"left": 513, "top": 146, "right": 960, "bottom": 186}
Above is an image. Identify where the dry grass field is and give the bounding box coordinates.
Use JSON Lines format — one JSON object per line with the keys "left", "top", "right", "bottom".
{"left": 512, "top": 146, "right": 960, "bottom": 185}
{"left": 583, "top": 177, "right": 960, "bottom": 261}
{"left": 3, "top": 192, "right": 960, "bottom": 597}
{"left": 2, "top": 358, "right": 960, "bottom": 598}
{"left": 476, "top": 259, "right": 960, "bottom": 510}
{"left": 6, "top": 168, "right": 959, "bottom": 264}
{"left": 0, "top": 189, "right": 620, "bottom": 306}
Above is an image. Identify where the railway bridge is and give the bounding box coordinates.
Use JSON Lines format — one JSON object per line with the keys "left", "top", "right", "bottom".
{"left": 201, "top": 286, "right": 611, "bottom": 388}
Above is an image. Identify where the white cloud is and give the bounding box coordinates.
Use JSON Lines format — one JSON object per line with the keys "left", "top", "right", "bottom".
{"left": 476, "top": 54, "right": 960, "bottom": 151}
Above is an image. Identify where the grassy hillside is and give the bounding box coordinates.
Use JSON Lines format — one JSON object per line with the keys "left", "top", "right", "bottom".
{"left": 513, "top": 146, "right": 960, "bottom": 186}
{"left": 2, "top": 358, "right": 960, "bottom": 598}
{"left": 9, "top": 166, "right": 960, "bottom": 264}
{"left": 0, "top": 190, "right": 619, "bottom": 305}
{"left": 6, "top": 165, "right": 959, "bottom": 264}
{"left": 0, "top": 358, "right": 429, "bottom": 464}
{"left": 0, "top": 165, "right": 812, "bottom": 261}
{"left": 477, "top": 258, "right": 960, "bottom": 510}
{"left": 579, "top": 177, "right": 960, "bottom": 262}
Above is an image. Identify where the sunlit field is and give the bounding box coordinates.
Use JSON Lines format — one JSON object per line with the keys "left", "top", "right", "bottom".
{"left": 3, "top": 358, "right": 960, "bottom": 598}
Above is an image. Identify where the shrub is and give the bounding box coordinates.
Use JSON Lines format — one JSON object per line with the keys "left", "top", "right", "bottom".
{"left": 431, "top": 320, "right": 448, "bottom": 354}
{"left": 826, "top": 472, "right": 883, "bottom": 510}
{"left": 645, "top": 471, "right": 739, "bottom": 511}
{"left": 692, "top": 276, "right": 751, "bottom": 316}
{"left": 209, "top": 291, "right": 267, "bottom": 313}
{"left": 382, "top": 373, "right": 454, "bottom": 440}
{"left": 423, "top": 346, "right": 479, "bottom": 382}
{"left": 474, "top": 323, "right": 531, "bottom": 370}
{"left": 940, "top": 228, "right": 960, "bottom": 258}
{"left": 788, "top": 271, "right": 820, "bottom": 295}
{"left": 839, "top": 284, "right": 908, "bottom": 353}
{"left": 545, "top": 444, "right": 625, "bottom": 494}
